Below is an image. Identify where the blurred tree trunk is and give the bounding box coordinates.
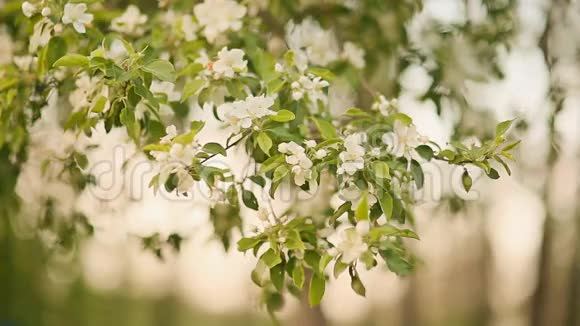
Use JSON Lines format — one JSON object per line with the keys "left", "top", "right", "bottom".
{"left": 565, "top": 205, "right": 580, "bottom": 326}
{"left": 531, "top": 2, "right": 568, "bottom": 325}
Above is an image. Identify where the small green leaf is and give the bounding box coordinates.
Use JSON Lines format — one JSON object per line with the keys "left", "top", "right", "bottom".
{"left": 378, "top": 191, "right": 393, "bottom": 220}
{"left": 502, "top": 140, "right": 521, "bottom": 152}
{"left": 273, "top": 164, "right": 290, "bottom": 183}
{"left": 181, "top": 79, "right": 206, "bottom": 102}
{"left": 285, "top": 230, "right": 305, "bottom": 250}
{"left": 355, "top": 191, "right": 369, "bottom": 221}
{"left": 202, "top": 142, "right": 226, "bottom": 156}
{"left": 257, "top": 132, "right": 273, "bottom": 155}
{"left": 251, "top": 260, "right": 269, "bottom": 287}
{"left": 350, "top": 274, "right": 366, "bottom": 297}
{"left": 261, "top": 248, "right": 282, "bottom": 268}
{"left": 306, "top": 67, "right": 335, "bottom": 81}
{"left": 141, "top": 60, "right": 176, "bottom": 82}
{"left": 237, "top": 237, "right": 261, "bottom": 252}
{"left": 267, "top": 78, "right": 286, "bottom": 95}
{"left": 388, "top": 113, "right": 413, "bottom": 126}
{"left": 313, "top": 118, "right": 337, "bottom": 139}
{"left": 242, "top": 189, "right": 259, "bottom": 210}
{"left": 372, "top": 161, "right": 390, "bottom": 179}
{"left": 270, "top": 263, "right": 285, "bottom": 291}
{"left": 270, "top": 110, "right": 295, "bottom": 122}
{"left": 308, "top": 273, "right": 326, "bottom": 307}
{"left": 333, "top": 260, "right": 348, "bottom": 278}
{"left": 462, "top": 169, "right": 472, "bottom": 192}
{"left": 292, "top": 264, "right": 305, "bottom": 289}
{"left": 173, "top": 121, "right": 205, "bottom": 144}
{"left": 91, "top": 96, "right": 108, "bottom": 113}
{"left": 487, "top": 168, "right": 500, "bottom": 179}
{"left": 120, "top": 107, "right": 140, "bottom": 144}
{"left": 53, "top": 53, "right": 89, "bottom": 68}
{"left": 415, "top": 145, "right": 434, "bottom": 161}
{"left": 495, "top": 119, "right": 515, "bottom": 137}
{"left": 249, "top": 175, "right": 266, "bottom": 187}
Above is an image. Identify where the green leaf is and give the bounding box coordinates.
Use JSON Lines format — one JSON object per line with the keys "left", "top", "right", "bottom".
{"left": 313, "top": 118, "right": 337, "bottom": 139}
{"left": 502, "top": 140, "right": 521, "bottom": 152}
{"left": 225, "top": 79, "right": 246, "bottom": 99}
{"left": 292, "top": 263, "right": 305, "bottom": 288}
{"left": 53, "top": 53, "right": 88, "bottom": 68}
{"left": 141, "top": 60, "right": 176, "bottom": 82}
{"left": 270, "top": 110, "right": 295, "bottom": 122}
{"left": 181, "top": 79, "right": 206, "bottom": 102}
{"left": 44, "top": 36, "right": 67, "bottom": 72}
{"left": 415, "top": 145, "right": 434, "bottom": 161}
{"left": 309, "top": 273, "right": 326, "bottom": 306}
{"left": 142, "top": 144, "right": 170, "bottom": 152}
{"left": 350, "top": 274, "right": 366, "bottom": 297}
{"left": 369, "top": 225, "right": 419, "bottom": 240}
{"left": 495, "top": 119, "right": 515, "bottom": 137}
{"left": 387, "top": 113, "right": 413, "bottom": 126}
{"left": 202, "top": 142, "right": 226, "bottom": 156}
{"left": 267, "top": 78, "right": 286, "bottom": 95}
{"left": 355, "top": 191, "right": 369, "bottom": 221}
{"left": 487, "top": 167, "right": 500, "bottom": 179}
{"left": 120, "top": 107, "right": 140, "bottom": 144}
{"left": 344, "top": 107, "right": 370, "bottom": 117}
{"left": 285, "top": 230, "right": 305, "bottom": 251}
{"left": 306, "top": 67, "right": 335, "bottom": 81}
{"left": 333, "top": 260, "right": 348, "bottom": 278}
{"left": 410, "top": 160, "right": 424, "bottom": 189}
{"left": 259, "top": 154, "right": 284, "bottom": 174}
{"left": 372, "top": 161, "right": 390, "bottom": 179}
{"left": 378, "top": 191, "right": 393, "bottom": 220}
{"left": 257, "top": 132, "right": 273, "bottom": 155}
{"left": 249, "top": 175, "right": 266, "bottom": 187}
{"left": 261, "top": 248, "right": 282, "bottom": 268}
{"left": 251, "top": 260, "right": 269, "bottom": 287}
{"left": 237, "top": 237, "right": 262, "bottom": 252}
{"left": 272, "top": 164, "right": 290, "bottom": 183}
{"left": 462, "top": 170, "right": 473, "bottom": 192}
{"left": 91, "top": 96, "right": 108, "bottom": 113}
{"left": 173, "top": 121, "right": 205, "bottom": 144}
{"left": 270, "top": 263, "right": 285, "bottom": 291}
{"left": 242, "top": 189, "right": 259, "bottom": 210}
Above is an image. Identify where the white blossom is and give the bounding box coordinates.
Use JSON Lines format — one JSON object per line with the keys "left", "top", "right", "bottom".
{"left": 221, "top": 94, "right": 276, "bottom": 132}
{"left": 175, "top": 168, "right": 195, "bottom": 193}
{"left": 41, "top": 7, "right": 51, "bottom": 17}
{"left": 335, "top": 222, "right": 369, "bottom": 263}
{"left": 291, "top": 74, "right": 329, "bottom": 103}
{"left": 194, "top": 0, "right": 247, "bottom": 43}
{"left": 21, "top": 1, "right": 36, "bottom": 17}
{"left": 169, "top": 143, "right": 196, "bottom": 165}
{"left": 304, "top": 140, "right": 317, "bottom": 148}
{"left": 160, "top": 125, "right": 177, "bottom": 144}
{"left": 278, "top": 141, "right": 314, "bottom": 186}
{"left": 181, "top": 14, "right": 198, "bottom": 41}
{"left": 315, "top": 149, "right": 327, "bottom": 159}
{"left": 211, "top": 47, "right": 247, "bottom": 79}
{"left": 111, "top": 5, "right": 147, "bottom": 36}
{"left": 29, "top": 19, "right": 53, "bottom": 52}
{"left": 372, "top": 95, "right": 398, "bottom": 116}
{"left": 382, "top": 120, "right": 422, "bottom": 158}
{"left": 286, "top": 17, "right": 339, "bottom": 67}
{"left": 338, "top": 134, "right": 365, "bottom": 175}
{"left": 62, "top": 3, "right": 93, "bottom": 33}
{"left": 342, "top": 42, "right": 365, "bottom": 69}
